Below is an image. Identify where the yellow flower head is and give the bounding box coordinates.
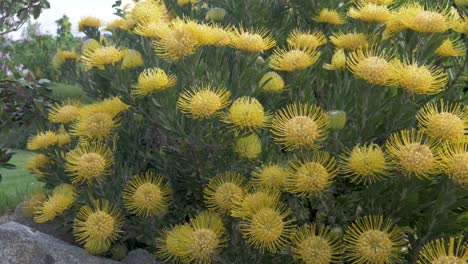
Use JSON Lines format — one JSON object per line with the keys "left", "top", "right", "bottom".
{"left": 121, "top": 49, "right": 143, "bottom": 69}
{"left": 223, "top": 96, "right": 269, "bottom": 131}
{"left": 361, "top": 0, "right": 394, "bottom": 4}
{"left": 57, "top": 131, "right": 71, "bottom": 146}
{"left": 133, "top": 20, "right": 171, "bottom": 38}
{"left": 52, "top": 50, "right": 78, "bottom": 68}
{"left": 206, "top": 7, "right": 227, "bottom": 21}
{"left": 340, "top": 144, "right": 391, "bottom": 184}
{"left": 330, "top": 32, "right": 368, "bottom": 50}
{"left": 417, "top": 236, "right": 468, "bottom": 264}
{"left": 153, "top": 26, "right": 199, "bottom": 61}
{"left": 86, "top": 96, "right": 129, "bottom": 118}
{"left": 177, "top": 83, "right": 231, "bottom": 119}
{"left": 344, "top": 215, "right": 406, "bottom": 264}
{"left": 157, "top": 225, "right": 193, "bottom": 263}
{"left": 313, "top": 9, "right": 346, "bottom": 25}
{"left": 386, "top": 128, "right": 440, "bottom": 178}
{"left": 72, "top": 110, "right": 119, "bottom": 140}
{"left": 291, "top": 223, "right": 344, "bottom": 264}
{"left": 251, "top": 163, "right": 289, "bottom": 191}
{"left": 259, "top": 71, "right": 285, "bottom": 93}
{"left": 323, "top": 49, "right": 346, "bottom": 71}
{"left": 123, "top": 172, "right": 172, "bottom": 218}
{"left": 417, "top": 100, "right": 467, "bottom": 142}
{"left": 130, "top": 0, "right": 169, "bottom": 24}
{"left": 177, "top": 0, "right": 198, "bottom": 7}
{"left": 271, "top": 103, "right": 329, "bottom": 151}
{"left": 286, "top": 152, "right": 338, "bottom": 197}
{"left": 401, "top": 5, "right": 454, "bottom": 33}
{"left": 287, "top": 29, "right": 326, "bottom": 50}
{"left": 439, "top": 143, "right": 468, "bottom": 188}
{"left": 34, "top": 184, "right": 77, "bottom": 223}
{"left": 240, "top": 202, "right": 296, "bottom": 253}
{"left": 73, "top": 200, "right": 124, "bottom": 255}
{"left": 27, "top": 131, "right": 58, "bottom": 150}
{"left": 65, "top": 143, "right": 113, "bottom": 185}
{"left": 229, "top": 27, "right": 276, "bottom": 53}
{"left": 200, "top": 24, "right": 231, "bottom": 47}
{"left": 453, "top": 15, "right": 468, "bottom": 34}
{"left": 81, "top": 46, "right": 125, "bottom": 70}
{"left": 231, "top": 190, "right": 279, "bottom": 218}
{"left": 22, "top": 190, "right": 47, "bottom": 217}
{"left": 393, "top": 59, "right": 447, "bottom": 95}
{"left": 347, "top": 48, "right": 396, "bottom": 86}
{"left": 106, "top": 19, "right": 128, "bottom": 31}
{"left": 348, "top": 2, "right": 392, "bottom": 23}
{"left": 234, "top": 134, "right": 262, "bottom": 160}
{"left": 435, "top": 39, "right": 466, "bottom": 57}
{"left": 204, "top": 172, "right": 247, "bottom": 214}
{"left": 48, "top": 100, "right": 81, "bottom": 124}
{"left": 81, "top": 39, "right": 102, "bottom": 54}
{"left": 269, "top": 47, "right": 321, "bottom": 72}
{"left": 25, "top": 154, "right": 49, "bottom": 172}
{"left": 78, "top": 16, "right": 102, "bottom": 31}
{"left": 132, "top": 68, "right": 177, "bottom": 97}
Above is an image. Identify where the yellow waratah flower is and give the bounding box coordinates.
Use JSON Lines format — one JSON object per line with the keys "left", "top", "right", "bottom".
{"left": 177, "top": 84, "right": 231, "bottom": 119}
{"left": 22, "top": 190, "right": 47, "bottom": 217}
{"left": 348, "top": 2, "right": 392, "bottom": 24}
{"left": 121, "top": 49, "right": 143, "bottom": 69}
{"left": 435, "top": 39, "right": 466, "bottom": 57}
{"left": 27, "top": 131, "right": 58, "bottom": 150}
{"left": 259, "top": 71, "right": 285, "bottom": 93}
{"left": 347, "top": 48, "right": 396, "bottom": 86}
{"left": 269, "top": 47, "right": 321, "bottom": 72}
{"left": 251, "top": 163, "right": 288, "bottom": 191}
{"left": 401, "top": 6, "right": 454, "bottom": 33}
{"left": 204, "top": 172, "right": 247, "bottom": 214}
{"left": 65, "top": 143, "right": 113, "bottom": 185}
{"left": 25, "top": 154, "right": 49, "bottom": 172}
{"left": 313, "top": 9, "right": 346, "bottom": 25}
{"left": 132, "top": 68, "right": 177, "bottom": 97}
{"left": 417, "top": 236, "right": 468, "bottom": 264}
{"left": 340, "top": 144, "right": 392, "bottom": 184}
{"left": 271, "top": 103, "right": 329, "bottom": 150}
{"left": 48, "top": 100, "right": 81, "bottom": 124}
{"left": 229, "top": 27, "right": 276, "bottom": 53}
{"left": 81, "top": 46, "right": 125, "bottom": 70}
{"left": 73, "top": 200, "right": 124, "bottom": 255}
{"left": 72, "top": 110, "right": 119, "bottom": 140}
{"left": 34, "top": 184, "right": 77, "bottom": 223}
{"left": 123, "top": 172, "right": 172, "bottom": 217}
{"left": 453, "top": 15, "right": 468, "bottom": 34}
{"left": 286, "top": 152, "right": 338, "bottom": 197}
{"left": 130, "top": 0, "right": 170, "bottom": 24}
{"left": 78, "top": 16, "right": 102, "bottom": 31}
{"left": 291, "top": 223, "right": 344, "bottom": 264}
{"left": 386, "top": 129, "right": 440, "bottom": 179}
{"left": 416, "top": 100, "right": 467, "bottom": 142}
{"left": 287, "top": 29, "right": 326, "bottom": 50}
{"left": 323, "top": 49, "right": 346, "bottom": 71}
{"left": 234, "top": 134, "right": 262, "bottom": 160}
{"left": 231, "top": 190, "right": 279, "bottom": 218}
{"left": 133, "top": 20, "right": 171, "bottom": 38}
{"left": 330, "top": 32, "right": 368, "bottom": 50}
{"left": 439, "top": 143, "right": 468, "bottom": 188}
{"left": 52, "top": 50, "right": 78, "bottom": 68}
{"left": 240, "top": 202, "right": 296, "bottom": 253}
{"left": 344, "top": 215, "right": 406, "bottom": 264}
{"left": 393, "top": 59, "right": 448, "bottom": 95}
{"left": 223, "top": 96, "right": 269, "bottom": 131}
{"left": 106, "top": 19, "right": 128, "bottom": 31}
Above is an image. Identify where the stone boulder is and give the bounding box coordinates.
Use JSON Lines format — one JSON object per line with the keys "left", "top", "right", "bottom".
{"left": 121, "top": 249, "right": 161, "bottom": 264}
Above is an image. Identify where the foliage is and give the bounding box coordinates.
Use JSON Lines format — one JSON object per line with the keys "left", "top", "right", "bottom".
{"left": 0, "top": 0, "right": 50, "bottom": 36}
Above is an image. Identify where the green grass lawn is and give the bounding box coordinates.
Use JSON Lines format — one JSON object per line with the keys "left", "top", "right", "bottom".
{"left": 0, "top": 150, "right": 41, "bottom": 214}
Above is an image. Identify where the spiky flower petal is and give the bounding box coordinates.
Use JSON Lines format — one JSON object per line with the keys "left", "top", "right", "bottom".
{"left": 417, "top": 236, "right": 467, "bottom": 264}
{"left": 269, "top": 47, "right": 321, "bottom": 72}
{"left": 177, "top": 84, "right": 231, "bottom": 119}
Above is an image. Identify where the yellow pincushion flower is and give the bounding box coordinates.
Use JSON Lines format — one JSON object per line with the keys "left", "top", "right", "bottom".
{"left": 234, "top": 134, "right": 262, "bottom": 160}
{"left": 313, "top": 9, "right": 346, "bottom": 25}
{"left": 417, "top": 236, "right": 468, "bottom": 264}
{"left": 393, "top": 59, "right": 447, "bottom": 95}
{"left": 340, "top": 144, "right": 391, "bottom": 184}
{"left": 229, "top": 27, "right": 276, "bottom": 53}
{"left": 123, "top": 172, "right": 172, "bottom": 217}
{"left": 48, "top": 100, "right": 81, "bottom": 124}
{"left": 259, "top": 71, "right": 285, "bottom": 93}
{"left": 286, "top": 152, "right": 338, "bottom": 197}
{"left": 401, "top": 6, "right": 454, "bottom": 33}
{"left": 291, "top": 223, "right": 344, "bottom": 264}
{"left": 330, "top": 32, "right": 368, "bottom": 50}
{"left": 177, "top": 84, "right": 231, "bottom": 119}
{"left": 121, "top": 49, "right": 143, "bottom": 69}
{"left": 439, "top": 143, "right": 468, "bottom": 188}
{"left": 81, "top": 46, "right": 125, "bottom": 70}
{"left": 231, "top": 190, "right": 279, "bottom": 218}
{"left": 200, "top": 24, "right": 231, "bottom": 47}
{"left": 347, "top": 48, "right": 396, "bottom": 86}
{"left": 157, "top": 225, "right": 193, "bottom": 263}
{"left": 251, "top": 163, "right": 288, "bottom": 191}
{"left": 88, "top": 96, "right": 129, "bottom": 118}
{"left": 27, "top": 131, "right": 58, "bottom": 150}
{"left": 73, "top": 200, "right": 124, "bottom": 255}
{"left": 323, "top": 49, "right": 346, "bottom": 71}
{"left": 106, "top": 19, "right": 128, "bottom": 31}
{"left": 344, "top": 215, "right": 406, "bottom": 264}
{"left": 34, "top": 184, "right": 77, "bottom": 223}
{"left": 348, "top": 2, "right": 392, "bottom": 24}
{"left": 25, "top": 154, "right": 49, "bottom": 172}
{"left": 287, "top": 29, "right": 326, "bottom": 50}
{"left": 223, "top": 96, "right": 269, "bottom": 131}
{"left": 204, "top": 172, "right": 247, "bottom": 214}
{"left": 271, "top": 103, "right": 329, "bottom": 151}
{"left": 52, "top": 50, "right": 78, "bottom": 68}
{"left": 132, "top": 68, "right": 177, "bottom": 97}
{"left": 57, "top": 131, "right": 71, "bottom": 146}
{"left": 386, "top": 129, "right": 440, "bottom": 179}
{"left": 435, "top": 39, "right": 466, "bottom": 57}
{"left": 22, "top": 190, "right": 47, "bottom": 217}
{"left": 416, "top": 100, "right": 467, "bottom": 142}
{"left": 65, "top": 143, "right": 113, "bottom": 185}
{"left": 361, "top": 0, "right": 394, "bottom": 4}
{"left": 177, "top": 0, "right": 198, "bottom": 7}
{"left": 78, "top": 16, "right": 102, "bottom": 31}
{"left": 154, "top": 27, "right": 200, "bottom": 61}
{"left": 81, "top": 39, "right": 101, "bottom": 53}
{"left": 269, "top": 47, "right": 321, "bottom": 72}
{"left": 240, "top": 202, "right": 296, "bottom": 253}
{"left": 130, "top": 0, "right": 169, "bottom": 24}
{"left": 453, "top": 15, "right": 468, "bottom": 34}
{"left": 72, "top": 111, "right": 119, "bottom": 140}
{"left": 134, "top": 20, "right": 171, "bottom": 38}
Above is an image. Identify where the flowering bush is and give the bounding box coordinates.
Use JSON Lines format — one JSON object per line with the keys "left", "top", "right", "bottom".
{"left": 22, "top": 0, "right": 467, "bottom": 263}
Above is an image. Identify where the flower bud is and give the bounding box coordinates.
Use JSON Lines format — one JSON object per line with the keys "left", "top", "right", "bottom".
{"left": 327, "top": 110, "right": 346, "bottom": 130}
{"left": 206, "top": 8, "right": 226, "bottom": 21}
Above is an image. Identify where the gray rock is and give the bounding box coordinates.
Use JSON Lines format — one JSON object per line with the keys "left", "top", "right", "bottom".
{"left": 0, "top": 221, "right": 119, "bottom": 264}
{"left": 121, "top": 249, "right": 161, "bottom": 264}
